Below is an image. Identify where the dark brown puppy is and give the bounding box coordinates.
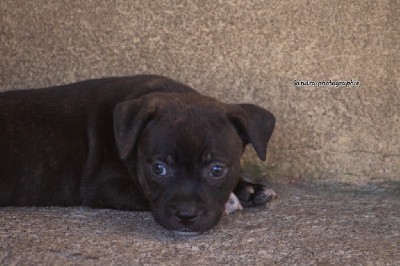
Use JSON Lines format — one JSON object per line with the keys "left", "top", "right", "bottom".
{"left": 0, "top": 75, "right": 275, "bottom": 234}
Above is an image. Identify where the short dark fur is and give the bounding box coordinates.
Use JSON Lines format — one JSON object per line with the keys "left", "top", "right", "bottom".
{"left": 0, "top": 75, "right": 275, "bottom": 233}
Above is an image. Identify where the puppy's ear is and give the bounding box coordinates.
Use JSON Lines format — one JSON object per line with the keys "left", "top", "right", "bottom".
{"left": 113, "top": 98, "right": 158, "bottom": 160}
{"left": 228, "top": 104, "right": 275, "bottom": 161}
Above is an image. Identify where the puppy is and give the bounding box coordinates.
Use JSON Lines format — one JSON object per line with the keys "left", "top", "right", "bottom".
{"left": 0, "top": 75, "right": 275, "bottom": 235}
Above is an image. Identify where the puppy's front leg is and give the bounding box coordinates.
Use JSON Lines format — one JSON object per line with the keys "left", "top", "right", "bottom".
{"left": 233, "top": 180, "right": 277, "bottom": 208}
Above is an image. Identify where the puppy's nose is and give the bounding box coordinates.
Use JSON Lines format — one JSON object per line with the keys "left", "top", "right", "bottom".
{"left": 175, "top": 210, "right": 198, "bottom": 222}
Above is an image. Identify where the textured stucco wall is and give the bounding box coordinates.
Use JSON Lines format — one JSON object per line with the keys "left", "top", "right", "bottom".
{"left": 1, "top": 1, "right": 399, "bottom": 181}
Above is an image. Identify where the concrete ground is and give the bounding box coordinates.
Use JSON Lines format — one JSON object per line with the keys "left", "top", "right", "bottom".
{"left": 1, "top": 182, "right": 399, "bottom": 265}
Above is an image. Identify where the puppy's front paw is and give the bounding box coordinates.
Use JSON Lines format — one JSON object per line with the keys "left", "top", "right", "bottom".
{"left": 234, "top": 181, "right": 277, "bottom": 208}
{"left": 224, "top": 193, "right": 243, "bottom": 215}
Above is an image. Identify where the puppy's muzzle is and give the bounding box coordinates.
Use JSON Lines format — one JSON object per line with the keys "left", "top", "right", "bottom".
{"left": 172, "top": 204, "right": 202, "bottom": 223}
{"left": 175, "top": 209, "right": 199, "bottom": 223}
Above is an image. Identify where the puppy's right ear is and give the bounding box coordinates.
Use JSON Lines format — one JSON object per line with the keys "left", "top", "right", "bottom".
{"left": 113, "top": 98, "right": 158, "bottom": 160}
{"left": 228, "top": 104, "right": 275, "bottom": 161}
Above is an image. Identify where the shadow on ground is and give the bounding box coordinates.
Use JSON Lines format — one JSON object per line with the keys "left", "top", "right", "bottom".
{"left": 1, "top": 181, "right": 399, "bottom": 264}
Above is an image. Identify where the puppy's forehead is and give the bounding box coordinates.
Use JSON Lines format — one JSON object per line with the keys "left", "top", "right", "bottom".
{"left": 169, "top": 108, "right": 228, "bottom": 129}
{"left": 158, "top": 92, "right": 227, "bottom": 111}
{"left": 143, "top": 97, "right": 241, "bottom": 159}
{"left": 156, "top": 94, "right": 231, "bottom": 129}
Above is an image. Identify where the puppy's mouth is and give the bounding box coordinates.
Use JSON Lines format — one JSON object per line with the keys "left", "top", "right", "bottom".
{"left": 172, "top": 230, "right": 201, "bottom": 236}
{"left": 171, "top": 216, "right": 204, "bottom": 235}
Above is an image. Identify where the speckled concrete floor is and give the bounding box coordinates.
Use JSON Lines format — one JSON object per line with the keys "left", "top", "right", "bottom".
{"left": 1, "top": 182, "right": 399, "bottom": 265}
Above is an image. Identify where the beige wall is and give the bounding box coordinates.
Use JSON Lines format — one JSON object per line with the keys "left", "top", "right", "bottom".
{"left": 1, "top": 1, "right": 399, "bottom": 181}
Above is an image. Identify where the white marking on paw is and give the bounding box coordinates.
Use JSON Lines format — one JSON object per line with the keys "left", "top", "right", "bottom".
{"left": 224, "top": 193, "right": 243, "bottom": 215}
{"left": 262, "top": 188, "right": 277, "bottom": 199}
{"left": 246, "top": 186, "right": 255, "bottom": 195}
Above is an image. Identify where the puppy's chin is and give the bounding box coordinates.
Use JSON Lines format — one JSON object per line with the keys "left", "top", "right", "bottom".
{"left": 151, "top": 203, "right": 224, "bottom": 234}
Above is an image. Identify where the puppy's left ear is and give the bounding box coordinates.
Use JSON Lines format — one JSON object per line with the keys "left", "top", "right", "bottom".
{"left": 228, "top": 104, "right": 275, "bottom": 161}
{"left": 113, "top": 98, "right": 158, "bottom": 160}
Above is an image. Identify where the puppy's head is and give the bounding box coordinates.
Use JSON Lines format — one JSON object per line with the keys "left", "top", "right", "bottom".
{"left": 114, "top": 92, "right": 275, "bottom": 234}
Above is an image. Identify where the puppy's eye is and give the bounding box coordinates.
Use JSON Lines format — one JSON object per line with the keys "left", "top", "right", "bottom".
{"left": 150, "top": 162, "right": 167, "bottom": 176}
{"left": 209, "top": 164, "right": 227, "bottom": 178}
